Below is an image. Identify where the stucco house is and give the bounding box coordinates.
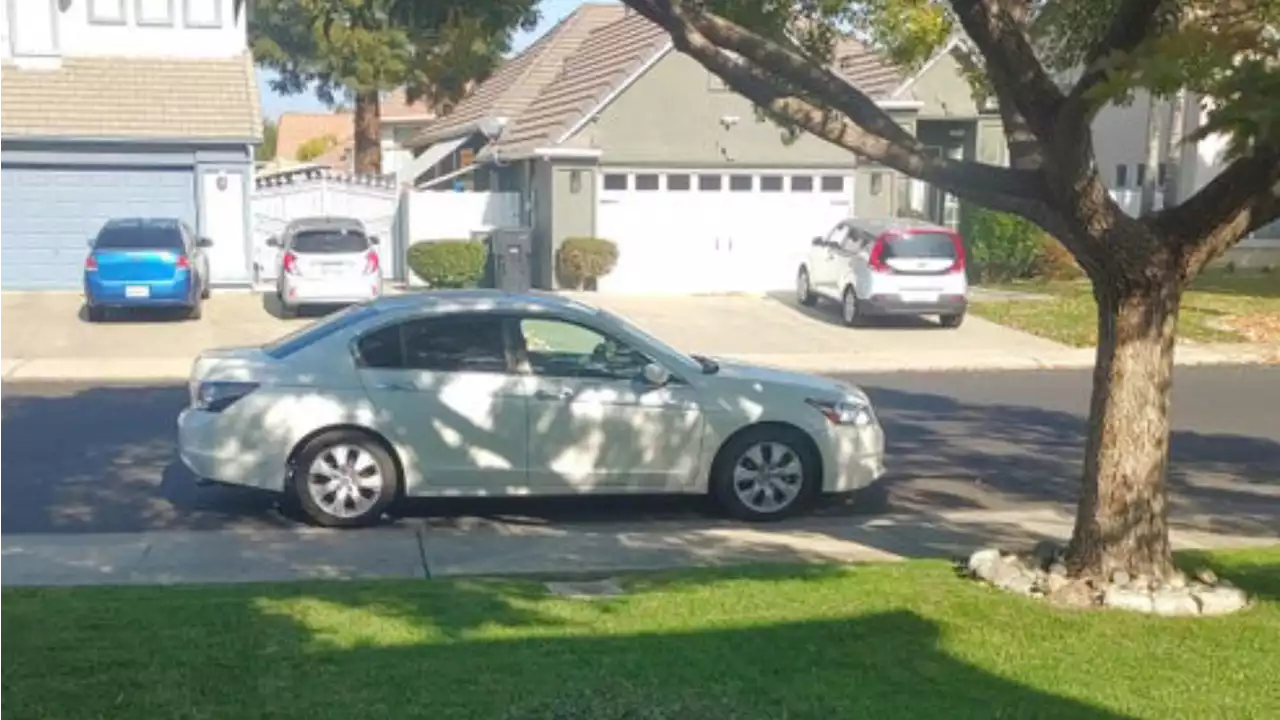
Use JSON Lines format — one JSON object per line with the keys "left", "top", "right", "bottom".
{"left": 0, "top": 0, "right": 261, "bottom": 290}
{"left": 404, "top": 3, "right": 1008, "bottom": 294}
{"left": 273, "top": 90, "right": 437, "bottom": 175}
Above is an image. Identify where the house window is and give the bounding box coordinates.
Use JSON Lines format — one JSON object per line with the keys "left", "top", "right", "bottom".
{"left": 790, "top": 176, "right": 814, "bottom": 192}
{"left": 760, "top": 175, "right": 784, "bottom": 192}
{"left": 870, "top": 172, "right": 884, "bottom": 196}
{"left": 1158, "top": 163, "right": 1169, "bottom": 187}
{"left": 183, "top": 0, "right": 223, "bottom": 28}
{"left": 136, "top": 0, "right": 175, "bottom": 25}
{"left": 89, "top": 0, "right": 126, "bottom": 24}
{"left": 728, "top": 174, "right": 753, "bottom": 191}
{"left": 1136, "top": 163, "right": 1147, "bottom": 187}
{"left": 603, "top": 173, "right": 628, "bottom": 191}
{"left": 666, "top": 174, "right": 691, "bottom": 191}
{"left": 458, "top": 148, "right": 475, "bottom": 168}
{"left": 820, "top": 175, "right": 845, "bottom": 193}
{"left": 1114, "top": 164, "right": 1128, "bottom": 188}
{"left": 634, "top": 173, "right": 660, "bottom": 191}
{"left": 569, "top": 170, "right": 583, "bottom": 194}
{"left": 472, "top": 168, "right": 492, "bottom": 192}
{"left": 697, "top": 174, "right": 722, "bottom": 191}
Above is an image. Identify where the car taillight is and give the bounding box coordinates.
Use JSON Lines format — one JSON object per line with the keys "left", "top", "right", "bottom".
{"left": 282, "top": 252, "right": 299, "bottom": 275}
{"left": 176, "top": 254, "right": 191, "bottom": 269}
{"left": 85, "top": 255, "right": 98, "bottom": 272}
{"left": 867, "top": 234, "right": 892, "bottom": 273}
{"left": 949, "top": 233, "right": 966, "bottom": 273}
{"left": 364, "top": 250, "right": 380, "bottom": 275}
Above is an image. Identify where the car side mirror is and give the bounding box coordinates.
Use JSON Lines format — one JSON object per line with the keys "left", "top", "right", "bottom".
{"left": 811, "top": 236, "right": 825, "bottom": 246}
{"left": 198, "top": 237, "right": 214, "bottom": 248}
{"left": 266, "top": 236, "right": 281, "bottom": 248}
{"left": 641, "top": 363, "right": 671, "bottom": 387}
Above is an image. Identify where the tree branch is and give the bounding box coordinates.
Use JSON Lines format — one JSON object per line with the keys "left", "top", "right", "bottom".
{"left": 950, "top": 39, "right": 1043, "bottom": 171}
{"left": 1060, "top": 0, "right": 1168, "bottom": 127}
{"left": 622, "top": 0, "right": 1048, "bottom": 215}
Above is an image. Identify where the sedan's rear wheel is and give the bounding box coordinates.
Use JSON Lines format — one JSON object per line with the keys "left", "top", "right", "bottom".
{"left": 711, "top": 426, "right": 819, "bottom": 522}
{"left": 841, "top": 286, "right": 863, "bottom": 327}
{"left": 796, "top": 267, "right": 816, "bottom": 306}
{"left": 291, "top": 431, "right": 399, "bottom": 528}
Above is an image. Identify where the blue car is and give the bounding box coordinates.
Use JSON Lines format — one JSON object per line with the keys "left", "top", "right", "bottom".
{"left": 84, "top": 218, "right": 212, "bottom": 322}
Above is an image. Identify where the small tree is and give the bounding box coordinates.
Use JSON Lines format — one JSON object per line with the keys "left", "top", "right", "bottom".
{"left": 295, "top": 134, "right": 338, "bottom": 162}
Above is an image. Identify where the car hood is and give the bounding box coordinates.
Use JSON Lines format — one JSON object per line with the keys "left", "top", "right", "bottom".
{"left": 708, "top": 359, "right": 868, "bottom": 403}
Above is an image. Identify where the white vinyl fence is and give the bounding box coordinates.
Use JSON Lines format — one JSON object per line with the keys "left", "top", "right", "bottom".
{"left": 403, "top": 190, "right": 522, "bottom": 286}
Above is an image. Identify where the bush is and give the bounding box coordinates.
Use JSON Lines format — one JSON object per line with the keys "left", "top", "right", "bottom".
{"left": 959, "top": 205, "right": 1046, "bottom": 283}
{"left": 407, "top": 240, "right": 487, "bottom": 288}
{"left": 557, "top": 237, "right": 619, "bottom": 290}
{"left": 1031, "top": 235, "right": 1085, "bottom": 280}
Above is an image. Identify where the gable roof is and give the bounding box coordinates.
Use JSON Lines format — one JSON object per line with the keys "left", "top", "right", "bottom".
{"left": 1, "top": 53, "right": 261, "bottom": 142}
{"left": 275, "top": 112, "right": 353, "bottom": 164}
{"left": 405, "top": 3, "right": 627, "bottom": 148}
{"left": 380, "top": 88, "right": 438, "bottom": 123}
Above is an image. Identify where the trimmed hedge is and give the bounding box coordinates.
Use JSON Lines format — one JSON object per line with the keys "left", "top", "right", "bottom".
{"left": 407, "top": 240, "right": 487, "bottom": 288}
{"left": 557, "top": 237, "right": 619, "bottom": 290}
{"left": 959, "top": 205, "right": 1043, "bottom": 283}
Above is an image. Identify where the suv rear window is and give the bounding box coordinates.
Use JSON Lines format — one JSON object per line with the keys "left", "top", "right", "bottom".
{"left": 884, "top": 232, "right": 957, "bottom": 260}
{"left": 291, "top": 229, "right": 369, "bottom": 254}
{"left": 94, "top": 221, "right": 184, "bottom": 250}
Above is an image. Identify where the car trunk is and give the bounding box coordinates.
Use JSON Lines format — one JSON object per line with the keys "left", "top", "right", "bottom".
{"left": 288, "top": 230, "right": 371, "bottom": 279}
{"left": 94, "top": 249, "right": 182, "bottom": 282}
{"left": 880, "top": 232, "right": 958, "bottom": 277}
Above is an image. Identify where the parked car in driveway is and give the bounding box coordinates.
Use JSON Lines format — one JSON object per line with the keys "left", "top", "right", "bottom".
{"left": 268, "top": 217, "right": 382, "bottom": 317}
{"left": 83, "top": 218, "right": 211, "bottom": 322}
{"left": 796, "top": 217, "right": 968, "bottom": 328}
{"left": 178, "top": 291, "right": 886, "bottom": 527}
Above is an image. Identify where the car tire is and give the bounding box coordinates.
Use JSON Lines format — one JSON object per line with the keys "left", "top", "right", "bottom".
{"left": 86, "top": 305, "right": 106, "bottom": 323}
{"left": 940, "top": 312, "right": 965, "bottom": 329}
{"left": 278, "top": 293, "right": 296, "bottom": 319}
{"left": 840, "top": 286, "right": 863, "bottom": 327}
{"left": 796, "top": 267, "right": 816, "bottom": 306}
{"left": 188, "top": 300, "right": 203, "bottom": 321}
{"left": 290, "top": 430, "right": 399, "bottom": 528}
{"left": 201, "top": 280, "right": 212, "bottom": 300}
{"left": 710, "top": 425, "right": 820, "bottom": 522}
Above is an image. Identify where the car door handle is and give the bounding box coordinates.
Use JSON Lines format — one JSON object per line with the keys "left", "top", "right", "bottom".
{"left": 372, "top": 381, "right": 416, "bottom": 392}
{"left": 534, "top": 388, "right": 573, "bottom": 401}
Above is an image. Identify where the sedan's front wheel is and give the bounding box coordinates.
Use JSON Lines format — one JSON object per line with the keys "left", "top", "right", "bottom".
{"left": 291, "top": 430, "right": 399, "bottom": 528}
{"left": 711, "top": 426, "right": 820, "bottom": 522}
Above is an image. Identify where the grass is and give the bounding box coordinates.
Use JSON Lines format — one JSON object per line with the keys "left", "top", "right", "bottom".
{"left": 971, "top": 271, "right": 1280, "bottom": 347}
{"left": 4, "top": 548, "right": 1280, "bottom": 720}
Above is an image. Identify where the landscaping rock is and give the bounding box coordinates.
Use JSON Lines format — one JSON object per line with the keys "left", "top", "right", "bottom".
{"left": 1111, "top": 570, "right": 1131, "bottom": 587}
{"left": 1152, "top": 588, "right": 1201, "bottom": 617}
{"left": 1047, "top": 579, "right": 1096, "bottom": 608}
{"left": 1104, "top": 586, "right": 1155, "bottom": 614}
{"left": 1194, "top": 585, "right": 1248, "bottom": 616}
{"left": 967, "top": 548, "right": 1003, "bottom": 581}
{"left": 1167, "top": 572, "right": 1188, "bottom": 590}
{"left": 1195, "top": 568, "right": 1219, "bottom": 585}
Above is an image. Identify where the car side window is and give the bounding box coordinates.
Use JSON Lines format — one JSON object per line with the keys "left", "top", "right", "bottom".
{"left": 358, "top": 315, "right": 509, "bottom": 373}
{"left": 840, "top": 227, "right": 861, "bottom": 254}
{"left": 824, "top": 224, "right": 845, "bottom": 247}
{"left": 518, "top": 317, "right": 651, "bottom": 381}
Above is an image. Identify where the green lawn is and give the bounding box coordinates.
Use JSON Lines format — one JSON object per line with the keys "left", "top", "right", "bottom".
{"left": 4, "top": 548, "right": 1280, "bottom": 720}
{"left": 972, "top": 272, "right": 1280, "bottom": 347}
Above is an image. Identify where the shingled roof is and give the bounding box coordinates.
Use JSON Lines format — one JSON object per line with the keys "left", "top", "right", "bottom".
{"left": 1, "top": 53, "right": 261, "bottom": 142}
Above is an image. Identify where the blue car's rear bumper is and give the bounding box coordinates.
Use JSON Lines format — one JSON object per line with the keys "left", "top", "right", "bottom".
{"left": 85, "top": 273, "right": 195, "bottom": 308}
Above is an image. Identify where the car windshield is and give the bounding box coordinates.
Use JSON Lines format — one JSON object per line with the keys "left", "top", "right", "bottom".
{"left": 599, "top": 310, "right": 703, "bottom": 373}
{"left": 885, "top": 232, "right": 956, "bottom": 259}
{"left": 262, "top": 303, "right": 383, "bottom": 359}
{"left": 291, "top": 229, "right": 369, "bottom": 254}
{"left": 94, "top": 221, "right": 184, "bottom": 250}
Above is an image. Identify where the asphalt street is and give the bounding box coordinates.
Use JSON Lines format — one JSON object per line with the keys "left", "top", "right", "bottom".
{"left": 2, "top": 366, "right": 1278, "bottom": 536}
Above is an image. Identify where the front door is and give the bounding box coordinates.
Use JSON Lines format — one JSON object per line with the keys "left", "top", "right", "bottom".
{"left": 355, "top": 314, "right": 529, "bottom": 494}
{"left": 514, "top": 315, "right": 705, "bottom": 492}
{"left": 810, "top": 223, "right": 847, "bottom": 293}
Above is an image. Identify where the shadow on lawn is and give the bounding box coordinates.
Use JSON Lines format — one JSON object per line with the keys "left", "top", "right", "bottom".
{"left": 1, "top": 574, "right": 1132, "bottom": 720}
{"left": 1177, "top": 550, "right": 1280, "bottom": 603}
{"left": 1190, "top": 272, "right": 1280, "bottom": 300}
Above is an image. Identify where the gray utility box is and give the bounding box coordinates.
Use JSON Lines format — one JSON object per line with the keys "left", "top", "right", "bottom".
{"left": 487, "top": 228, "right": 533, "bottom": 292}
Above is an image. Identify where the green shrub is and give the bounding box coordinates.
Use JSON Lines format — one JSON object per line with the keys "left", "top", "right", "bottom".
{"left": 557, "top": 237, "right": 619, "bottom": 290}
{"left": 959, "top": 205, "right": 1045, "bottom": 283}
{"left": 407, "top": 240, "right": 487, "bottom": 288}
{"left": 1031, "top": 235, "right": 1085, "bottom": 280}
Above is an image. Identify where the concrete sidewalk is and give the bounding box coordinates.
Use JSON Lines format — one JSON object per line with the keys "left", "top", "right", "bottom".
{"left": 4, "top": 507, "right": 1276, "bottom": 587}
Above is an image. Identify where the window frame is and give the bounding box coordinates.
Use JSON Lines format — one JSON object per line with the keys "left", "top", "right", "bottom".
{"left": 351, "top": 312, "right": 515, "bottom": 374}
{"left": 510, "top": 314, "right": 682, "bottom": 384}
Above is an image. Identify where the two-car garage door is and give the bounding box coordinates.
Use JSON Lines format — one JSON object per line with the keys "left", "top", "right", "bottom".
{"left": 595, "top": 169, "right": 854, "bottom": 294}
{"left": 1, "top": 166, "right": 197, "bottom": 289}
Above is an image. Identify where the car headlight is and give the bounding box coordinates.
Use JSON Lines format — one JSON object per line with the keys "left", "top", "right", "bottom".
{"left": 194, "top": 381, "right": 259, "bottom": 413}
{"left": 806, "top": 397, "right": 875, "bottom": 427}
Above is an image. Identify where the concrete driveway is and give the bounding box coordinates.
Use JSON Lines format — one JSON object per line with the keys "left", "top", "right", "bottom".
{"left": 1, "top": 289, "right": 1075, "bottom": 378}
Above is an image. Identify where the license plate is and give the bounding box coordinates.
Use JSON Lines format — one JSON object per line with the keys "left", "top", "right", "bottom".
{"left": 900, "top": 291, "right": 939, "bottom": 303}
{"left": 125, "top": 285, "right": 150, "bottom": 298}
{"left": 321, "top": 263, "right": 346, "bottom": 276}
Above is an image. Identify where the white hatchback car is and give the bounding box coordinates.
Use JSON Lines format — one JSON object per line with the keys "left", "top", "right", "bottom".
{"left": 178, "top": 291, "right": 886, "bottom": 527}
{"left": 268, "top": 217, "right": 383, "bottom": 317}
{"left": 796, "top": 217, "right": 968, "bottom": 328}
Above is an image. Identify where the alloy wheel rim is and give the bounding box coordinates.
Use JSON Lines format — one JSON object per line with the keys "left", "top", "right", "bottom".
{"left": 307, "top": 444, "right": 383, "bottom": 519}
{"left": 797, "top": 270, "right": 809, "bottom": 301}
{"left": 732, "top": 441, "right": 804, "bottom": 514}
{"left": 843, "top": 292, "right": 856, "bottom": 322}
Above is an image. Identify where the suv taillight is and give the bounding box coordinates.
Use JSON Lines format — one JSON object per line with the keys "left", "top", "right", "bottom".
{"left": 867, "top": 234, "right": 892, "bottom": 273}
{"left": 364, "top": 250, "right": 380, "bottom": 275}
{"left": 85, "top": 255, "right": 98, "bottom": 272}
{"left": 282, "top": 252, "right": 299, "bottom": 275}
{"left": 176, "top": 254, "right": 191, "bottom": 269}
{"left": 949, "top": 232, "right": 966, "bottom": 273}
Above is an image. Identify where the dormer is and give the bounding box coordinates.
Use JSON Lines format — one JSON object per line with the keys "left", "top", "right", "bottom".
{"left": 2, "top": 0, "right": 247, "bottom": 63}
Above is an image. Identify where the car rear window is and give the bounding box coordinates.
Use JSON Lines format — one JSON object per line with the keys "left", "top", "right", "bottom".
{"left": 884, "top": 232, "right": 957, "bottom": 259}
{"left": 94, "top": 222, "right": 184, "bottom": 250}
{"left": 291, "top": 229, "right": 369, "bottom": 254}
{"left": 262, "top": 303, "right": 383, "bottom": 360}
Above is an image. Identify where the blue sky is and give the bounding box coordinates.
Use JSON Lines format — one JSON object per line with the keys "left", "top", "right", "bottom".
{"left": 256, "top": 0, "right": 610, "bottom": 119}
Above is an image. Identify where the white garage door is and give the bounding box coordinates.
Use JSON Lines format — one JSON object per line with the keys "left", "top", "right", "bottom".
{"left": 595, "top": 169, "right": 854, "bottom": 293}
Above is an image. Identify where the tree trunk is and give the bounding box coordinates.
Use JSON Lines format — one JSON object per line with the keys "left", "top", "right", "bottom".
{"left": 1139, "top": 94, "right": 1162, "bottom": 214}
{"left": 1066, "top": 272, "right": 1181, "bottom": 581}
{"left": 353, "top": 90, "right": 382, "bottom": 175}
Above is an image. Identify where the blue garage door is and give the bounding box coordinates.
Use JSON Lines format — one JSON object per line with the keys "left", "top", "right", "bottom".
{"left": 1, "top": 166, "right": 197, "bottom": 289}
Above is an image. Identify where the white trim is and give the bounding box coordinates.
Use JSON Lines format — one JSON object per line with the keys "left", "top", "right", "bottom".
{"left": 889, "top": 35, "right": 964, "bottom": 99}
{"left": 556, "top": 41, "right": 674, "bottom": 145}
{"left": 876, "top": 100, "right": 926, "bottom": 110}
{"left": 398, "top": 135, "right": 468, "bottom": 184}
{"left": 416, "top": 163, "right": 478, "bottom": 190}
{"left": 531, "top": 147, "right": 604, "bottom": 160}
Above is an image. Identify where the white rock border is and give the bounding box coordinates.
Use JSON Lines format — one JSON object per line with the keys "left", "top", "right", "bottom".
{"left": 962, "top": 542, "right": 1250, "bottom": 617}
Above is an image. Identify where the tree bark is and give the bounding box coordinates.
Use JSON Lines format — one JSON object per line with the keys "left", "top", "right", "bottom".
{"left": 353, "top": 90, "right": 382, "bottom": 175}
{"left": 1066, "top": 267, "right": 1181, "bottom": 581}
